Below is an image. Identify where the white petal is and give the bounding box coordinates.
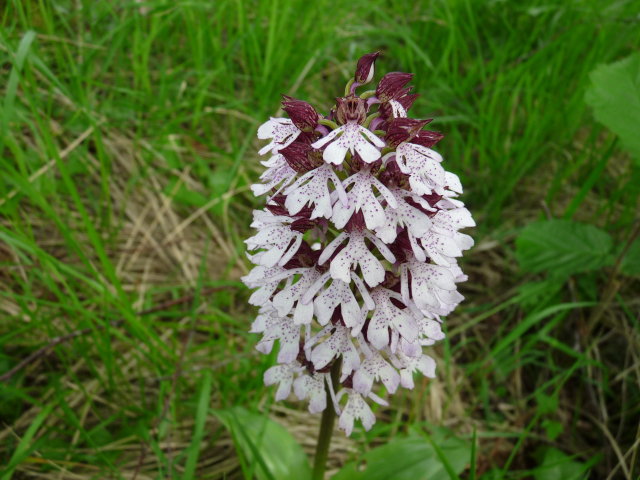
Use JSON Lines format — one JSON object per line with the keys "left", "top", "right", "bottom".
{"left": 354, "top": 136, "right": 382, "bottom": 163}
{"left": 324, "top": 139, "right": 350, "bottom": 165}
{"left": 311, "top": 126, "right": 343, "bottom": 149}
{"left": 318, "top": 232, "right": 348, "bottom": 265}
{"left": 359, "top": 125, "right": 386, "bottom": 147}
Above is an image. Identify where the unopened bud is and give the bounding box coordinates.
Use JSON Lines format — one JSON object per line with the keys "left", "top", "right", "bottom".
{"left": 354, "top": 51, "right": 380, "bottom": 85}
{"left": 282, "top": 96, "right": 319, "bottom": 132}
{"left": 376, "top": 72, "right": 413, "bottom": 102}
{"left": 385, "top": 118, "right": 432, "bottom": 147}
{"left": 279, "top": 142, "right": 322, "bottom": 172}
{"left": 412, "top": 129, "right": 445, "bottom": 148}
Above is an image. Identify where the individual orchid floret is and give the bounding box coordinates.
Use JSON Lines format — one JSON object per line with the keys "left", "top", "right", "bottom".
{"left": 394, "top": 142, "right": 447, "bottom": 195}
{"left": 401, "top": 259, "right": 464, "bottom": 317}
{"left": 332, "top": 169, "right": 398, "bottom": 231}
{"left": 257, "top": 118, "right": 301, "bottom": 155}
{"left": 245, "top": 211, "right": 303, "bottom": 267}
{"left": 311, "top": 96, "right": 385, "bottom": 165}
{"left": 318, "top": 230, "right": 396, "bottom": 287}
{"left": 353, "top": 349, "right": 400, "bottom": 396}
{"left": 264, "top": 362, "right": 301, "bottom": 401}
{"left": 284, "top": 164, "right": 347, "bottom": 219}
{"left": 337, "top": 390, "right": 388, "bottom": 436}
{"left": 250, "top": 307, "right": 300, "bottom": 364}
{"left": 374, "top": 188, "right": 433, "bottom": 252}
{"left": 250, "top": 154, "right": 297, "bottom": 197}
{"left": 394, "top": 351, "right": 437, "bottom": 389}
{"left": 242, "top": 264, "right": 293, "bottom": 307}
{"left": 271, "top": 267, "right": 321, "bottom": 324}
{"left": 244, "top": 53, "right": 474, "bottom": 438}
{"left": 294, "top": 373, "right": 328, "bottom": 413}
{"left": 419, "top": 207, "right": 475, "bottom": 265}
{"left": 302, "top": 271, "right": 375, "bottom": 331}
{"left": 311, "top": 122, "right": 385, "bottom": 165}
{"left": 308, "top": 324, "right": 361, "bottom": 379}
{"left": 368, "top": 287, "right": 420, "bottom": 352}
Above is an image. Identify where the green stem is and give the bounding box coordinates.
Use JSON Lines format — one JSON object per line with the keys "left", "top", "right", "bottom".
{"left": 344, "top": 78, "right": 355, "bottom": 96}
{"left": 312, "top": 359, "right": 341, "bottom": 480}
{"left": 360, "top": 89, "right": 377, "bottom": 99}
{"left": 363, "top": 112, "right": 379, "bottom": 129}
{"left": 319, "top": 118, "right": 339, "bottom": 130}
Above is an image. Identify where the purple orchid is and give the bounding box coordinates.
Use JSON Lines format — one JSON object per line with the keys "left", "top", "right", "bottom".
{"left": 243, "top": 52, "right": 474, "bottom": 435}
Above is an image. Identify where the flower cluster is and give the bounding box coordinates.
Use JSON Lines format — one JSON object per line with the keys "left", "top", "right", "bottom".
{"left": 243, "top": 52, "right": 474, "bottom": 435}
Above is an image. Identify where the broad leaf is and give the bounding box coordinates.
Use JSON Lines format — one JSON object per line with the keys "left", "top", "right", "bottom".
{"left": 533, "top": 448, "right": 590, "bottom": 480}
{"left": 516, "top": 220, "right": 613, "bottom": 277}
{"left": 333, "top": 429, "right": 469, "bottom": 480}
{"left": 585, "top": 53, "right": 640, "bottom": 161}
{"left": 214, "top": 407, "right": 311, "bottom": 480}
{"left": 620, "top": 238, "right": 640, "bottom": 277}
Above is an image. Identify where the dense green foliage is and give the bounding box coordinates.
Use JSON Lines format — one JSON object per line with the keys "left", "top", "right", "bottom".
{"left": 1, "top": 0, "right": 639, "bottom": 478}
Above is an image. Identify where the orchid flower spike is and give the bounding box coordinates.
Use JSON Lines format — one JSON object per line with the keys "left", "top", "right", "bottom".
{"left": 244, "top": 51, "right": 475, "bottom": 436}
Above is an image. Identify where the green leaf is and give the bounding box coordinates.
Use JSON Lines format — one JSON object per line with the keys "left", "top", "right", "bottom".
{"left": 1, "top": 403, "right": 54, "bottom": 480}
{"left": 585, "top": 52, "right": 640, "bottom": 160}
{"left": 620, "top": 238, "right": 640, "bottom": 277}
{"left": 541, "top": 419, "right": 564, "bottom": 441}
{"left": 182, "top": 372, "right": 212, "bottom": 480}
{"left": 332, "top": 429, "right": 469, "bottom": 480}
{"left": 214, "top": 407, "right": 311, "bottom": 480}
{"left": 533, "top": 448, "right": 590, "bottom": 480}
{"left": 534, "top": 391, "right": 558, "bottom": 415}
{"left": 515, "top": 220, "right": 614, "bottom": 277}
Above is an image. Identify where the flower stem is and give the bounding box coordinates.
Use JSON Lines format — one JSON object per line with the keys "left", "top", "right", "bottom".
{"left": 312, "top": 359, "right": 341, "bottom": 480}
{"left": 344, "top": 78, "right": 355, "bottom": 96}
{"left": 319, "top": 118, "right": 339, "bottom": 130}
{"left": 363, "top": 112, "right": 380, "bottom": 129}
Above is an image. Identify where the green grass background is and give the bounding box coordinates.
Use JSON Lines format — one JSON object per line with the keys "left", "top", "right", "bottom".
{"left": 1, "top": 0, "right": 639, "bottom": 478}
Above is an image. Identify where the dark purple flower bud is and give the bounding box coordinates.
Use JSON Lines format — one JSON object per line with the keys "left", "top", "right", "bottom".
{"left": 378, "top": 158, "right": 408, "bottom": 187}
{"left": 406, "top": 194, "right": 442, "bottom": 216}
{"left": 345, "top": 210, "right": 366, "bottom": 232}
{"left": 411, "top": 129, "right": 445, "bottom": 148}
{"left": 266, "top": 194, "right": 315, "bottom": 218}
{"left": 279, "top": 141, "right": 322, "bottom": 172}
{"left": 354, "top": 51, "right": 380, "bottom": 85}
{"left": 282, "top": 96, "right": 319, "bottom": 132}
{"left": 330, "top": 307, "right": 346, "bottom": 327}
{"left": 335, "top": 95, "right": 368, "bottom": 125}
{"left": 385, "top": 118, "right": 433, "bottom": 147}
{"left": 282, "top": 240, "right": 322, "bottom": 269}
{"left": 290, "top": 218, "right": 317, "bottom": 233}
{"left": 421, "top": 193, "right": 443, "bottom": 210}
{"left": 376, "top": 72, "right": 413, "bottom": 102}
{"left": 340, "top": 372, "right": 354, "bottom": 388}
{"left": 388, "top": 229, "right": 412, "bottom": 264}
{"left": 396, "top": 92, "right": 419, "bottom": 111}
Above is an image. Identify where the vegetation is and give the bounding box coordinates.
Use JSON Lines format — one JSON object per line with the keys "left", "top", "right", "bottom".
{"left": 1, "top": 0, "right": 639, "bottom": 478}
